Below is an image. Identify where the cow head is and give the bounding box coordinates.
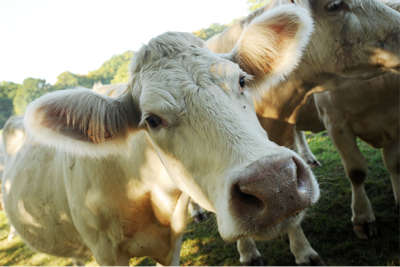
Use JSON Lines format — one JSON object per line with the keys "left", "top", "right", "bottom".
{"left": 24, "top": 5, "right": 319, "bottom": 241}
{"left": 297, "top": 0, "right": 400, "bottom": 81}
{"left": 208, "top": 0, "right": 400, "bottom": 91}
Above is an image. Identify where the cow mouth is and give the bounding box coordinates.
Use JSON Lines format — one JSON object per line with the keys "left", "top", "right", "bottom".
{"left": 233, "top": 209, "right": 306, "bottom": 242}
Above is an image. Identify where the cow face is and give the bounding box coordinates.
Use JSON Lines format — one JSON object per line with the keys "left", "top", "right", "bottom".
{"left": 207, "top": 0, "right": 400, "bottom": 90}
{"left": 300, "top": 0, "right": 400, "bottom": 80}
{"left": 24, "top": 5, "right": 319, "bottom": 241}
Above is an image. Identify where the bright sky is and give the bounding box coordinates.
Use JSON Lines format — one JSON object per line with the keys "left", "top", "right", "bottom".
{"left": 0, "top": 0, "right": 249, "bottom": 85}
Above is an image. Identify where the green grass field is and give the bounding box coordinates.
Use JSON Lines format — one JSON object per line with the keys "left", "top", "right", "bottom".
{"left": 0, "top": 132, "right": 398, "bottom": 266}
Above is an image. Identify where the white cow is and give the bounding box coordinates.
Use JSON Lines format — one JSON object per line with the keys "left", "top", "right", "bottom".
{"left": 0, "top": 137, "right": 4, "bottom": 185}
{"left": 308, "top": 74, "right": 400, "bottom": 239}
{"left": 2, "top": 6, "right": 321, "bottom": 266}
{"left": 1, "top": 115, "right": 26, "bottom": 240}
{"left": 207, "top": 0, "right": 400, "bottom": 166}
{"left": 0, "top": 135, "right": 4, "bottom": 210}
{"left": 203, "top": 0, "right": 400, "bottom": 262}
{"left": 93, "top": 83, "right": 211, "bottom": 225}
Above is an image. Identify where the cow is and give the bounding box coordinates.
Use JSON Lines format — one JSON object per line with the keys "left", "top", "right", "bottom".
{"left": 207, "top": 0, "right": 400, "bottom": 164}
{"left": 1, "top": 115, "right": 26, "bottom": 241}
{"left": 203, "top": 0, "right": 400, "bottom": 262}
{"left": 92, "top": 83, "right": 211, "bottom": 225}
{"left": 1, "top": 5, "right": 322, "bottom": 265}
{"left": 0, "top": 134, "right": 4, "bottom": 210}
{"left": 0, "top": 137, "right": 4, "bottom": 184}
{"left": 301, "top": 74, "right": 400, "bottom": 239}
{"left": 382, "top": 0, "right": 400, "bottom": 11}
{"left": 92, "top": 82, "right": 127, "bottom": 98}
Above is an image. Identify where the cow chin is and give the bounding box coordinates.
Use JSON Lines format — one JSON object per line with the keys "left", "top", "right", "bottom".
{"left": 217, "top": 209, "right": 306, "bottom": 242}
{"left": 248, "top": 210, "right": 306, "bottom": 241}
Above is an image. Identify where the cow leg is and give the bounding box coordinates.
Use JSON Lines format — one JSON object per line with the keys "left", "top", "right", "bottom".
{"left": 382, "top": 142, "right": 400, "bottom": 206}
{"left": 71, "top": 258, "right": 86, "bottom": 266}
{"left": 287, "top": 224, "right": 324, "bottom": 265}
{"left": 327, "top": 124, "right": 376, "bottom": 239}
{"left": 160, "top": 193, "right": 190, "bottom": 266}
{"left": 7, "top": 225, "right": 17, "bottom": 241}
{"left": 90, "top": 236, "right": 131, "bottom": 266}
{"left": 293, "top": 128, "right": 321, "bottom": 168}
{"left": 236, "top": 237, "right": 263, "bottom": 265}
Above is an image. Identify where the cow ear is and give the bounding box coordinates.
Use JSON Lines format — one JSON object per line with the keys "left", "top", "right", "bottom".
{"left": 232, "top": 4, "right": 313, "bottom": 90}
{"left": 24, "top": 88, "right": 141, "bottom": 157}
{"left": 384, "top": 0, "right": 400, "bottom": 12}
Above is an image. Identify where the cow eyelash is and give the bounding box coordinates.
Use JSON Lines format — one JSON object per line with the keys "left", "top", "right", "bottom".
{"left": 141, "top": 113, "right": 166, "bottom": 130}
{"left": 239, "top": 76, "right": 246, "bottom": 88}
{"left": 239, "top": 74, "right": 252, "bottom": 92}
{"left": 325, "top": 0, "right": 347, "bottom": 12}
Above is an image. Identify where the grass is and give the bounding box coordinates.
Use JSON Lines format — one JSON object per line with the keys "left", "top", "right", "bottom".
{"left": 0, "top": 131, "right": 398, "bottom": 265}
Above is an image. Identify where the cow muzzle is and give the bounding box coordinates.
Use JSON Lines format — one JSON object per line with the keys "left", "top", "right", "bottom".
{"left": 230, "top": 154, "right": 318, "bottom": 231}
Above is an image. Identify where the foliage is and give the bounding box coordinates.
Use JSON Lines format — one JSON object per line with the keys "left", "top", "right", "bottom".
{"left": 0, "top": 132, "right": 398, "bottom": 265}
{"left": 54, "top": 71, "right": 92, "bottom": 90}
{"left": 0, "top": 51, "right": 134, "bottom": 119}
{"left": 193, "top": 23, "right": 228, "bottom": 41}
{"left": 53, "top": 51, "right": 134, "bottom": 90}
{"left": 247, "top": 0, "right": 270, "bottom": 11}
{"left": 111, "top": 55, "right": 132, "bottom": 84}
{"left": 88, "top": 51, "right": 134, "bottom": 85}
{"left": 13, "top": 78, "right": 53, "bottom": 115}
{"left": 0, "top": 82, "right": 19, "bottom": 128}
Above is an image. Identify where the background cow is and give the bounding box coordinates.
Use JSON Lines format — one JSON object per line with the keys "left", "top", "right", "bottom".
{"left": 2, "top": 5, "right": 321, "bottom": 265}
{"left": 207, "top": 0, "right": 400, "bottom": 163}
{"left": 203, "top": 0, "right": 400, "bottom": 261}
{"left": 298, "top": 74, "right": 399, "bottom": 239}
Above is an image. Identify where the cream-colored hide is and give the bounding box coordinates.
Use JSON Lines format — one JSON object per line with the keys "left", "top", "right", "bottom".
{"left": 203, "top": 0, "right": 400, "bottom": 264}
{"left": 310, "top": 74, "right": 400, "bottom": 239}
{"left": 207, "top": 0, "right": 400, "bottom": 162}
{"left": 2, "top": 6, "right": 320, "bottom": 266}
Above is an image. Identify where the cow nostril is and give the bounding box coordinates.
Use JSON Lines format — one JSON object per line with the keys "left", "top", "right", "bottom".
{"left": 293, "top": 157, "right": 309, "bottom": 195}
{"left": 232, "top": 183, "right": 264, "bottom": 213}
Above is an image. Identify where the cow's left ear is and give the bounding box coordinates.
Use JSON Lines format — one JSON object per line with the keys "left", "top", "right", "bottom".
{"left": 24, "top": 88, "right": 141, "bottom": 157}
{"left": 231, "top": 4, "right": 313, "bottom": 89}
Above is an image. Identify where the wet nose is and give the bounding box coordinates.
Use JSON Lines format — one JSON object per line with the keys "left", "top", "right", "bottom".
{"left": 230, "top": 155, "right": 316, "bottom": 228}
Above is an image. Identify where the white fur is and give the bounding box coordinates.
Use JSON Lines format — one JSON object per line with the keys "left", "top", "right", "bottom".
{"left": 24, "top": 89, "right": 132, "bottom": 158}
{"left": 243, "top": 5, "right": 313, "bottom": 90}
{"left": 5, "top": 29, "right": 320, "bottom": 265}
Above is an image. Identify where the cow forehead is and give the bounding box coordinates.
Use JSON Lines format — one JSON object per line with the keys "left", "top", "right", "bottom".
{"left": 139, "top": 52, "right": 241, "bottom": 96}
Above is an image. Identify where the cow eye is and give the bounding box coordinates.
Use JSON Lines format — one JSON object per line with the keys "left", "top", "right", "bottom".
{"left": 239, "top": 76, "right": 246, "bottom": 88}
{"left": 325, "top": 0, "right": 346, "bottom": 12}
{"left": 145, "top": 115, "right": 163, "bottom": 129}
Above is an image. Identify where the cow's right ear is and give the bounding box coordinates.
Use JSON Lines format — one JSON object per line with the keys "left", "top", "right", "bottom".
{"left": 24, "top": 88, "right": 141, "bottom": 157}
{"left": 230, "top": 4, "right": 313, "bottom": 90}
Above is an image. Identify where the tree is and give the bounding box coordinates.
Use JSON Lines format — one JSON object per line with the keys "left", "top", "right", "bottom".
{"left": 88, "top": 51, "right": 134, "bottom": 85}
{"left": 13, "top": 78, "right": 52, "bottom": 115}
{"left": 0, "top": 81, "right": 20, "bottom": 128}
{"left": 247, "top": 0, "right": 270, "bottom": 11}
{"left": 111, "top": 60, "right": 130, "bottom": 84}
{"left": 193, "top": 23, "right": 227, "bottom": 41}
{"left": 54, "top": 71, "right": 80, "bottom": 89}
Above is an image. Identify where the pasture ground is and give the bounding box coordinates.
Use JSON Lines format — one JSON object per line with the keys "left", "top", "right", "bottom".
{"left": 0, "top": 132, "right": 398, "bottom": 266}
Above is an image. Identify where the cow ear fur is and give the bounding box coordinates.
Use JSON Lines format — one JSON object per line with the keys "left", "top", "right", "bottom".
{"left": 232, "top": 4, "right": 313, "bottom": 91}
{"left": 24, "top": 88, "right": 141, "bottom": 157}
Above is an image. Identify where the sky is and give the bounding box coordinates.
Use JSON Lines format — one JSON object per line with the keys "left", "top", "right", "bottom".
{"left": 0, "top": 0, "right": 249, "bottom": 85}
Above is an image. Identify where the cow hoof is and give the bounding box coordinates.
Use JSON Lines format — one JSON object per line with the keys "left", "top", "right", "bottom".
{"left": 244, "top": 257, "right": 264, "bottom": 266}
{"left": 308, "top": 159, "right": 322, "bottom": 168}
{"left": 193, "top": 212, "right": 208, "bottom": 223}
{"left": 353, "top": 222, "right": 377, "bottom": 239}
{"left": 298, "top": 254, "right": 326, "bottom": 266}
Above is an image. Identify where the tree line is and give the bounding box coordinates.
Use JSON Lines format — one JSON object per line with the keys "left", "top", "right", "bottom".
{"left": 0, "top": 0, "right": 267, "bottom": 128}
